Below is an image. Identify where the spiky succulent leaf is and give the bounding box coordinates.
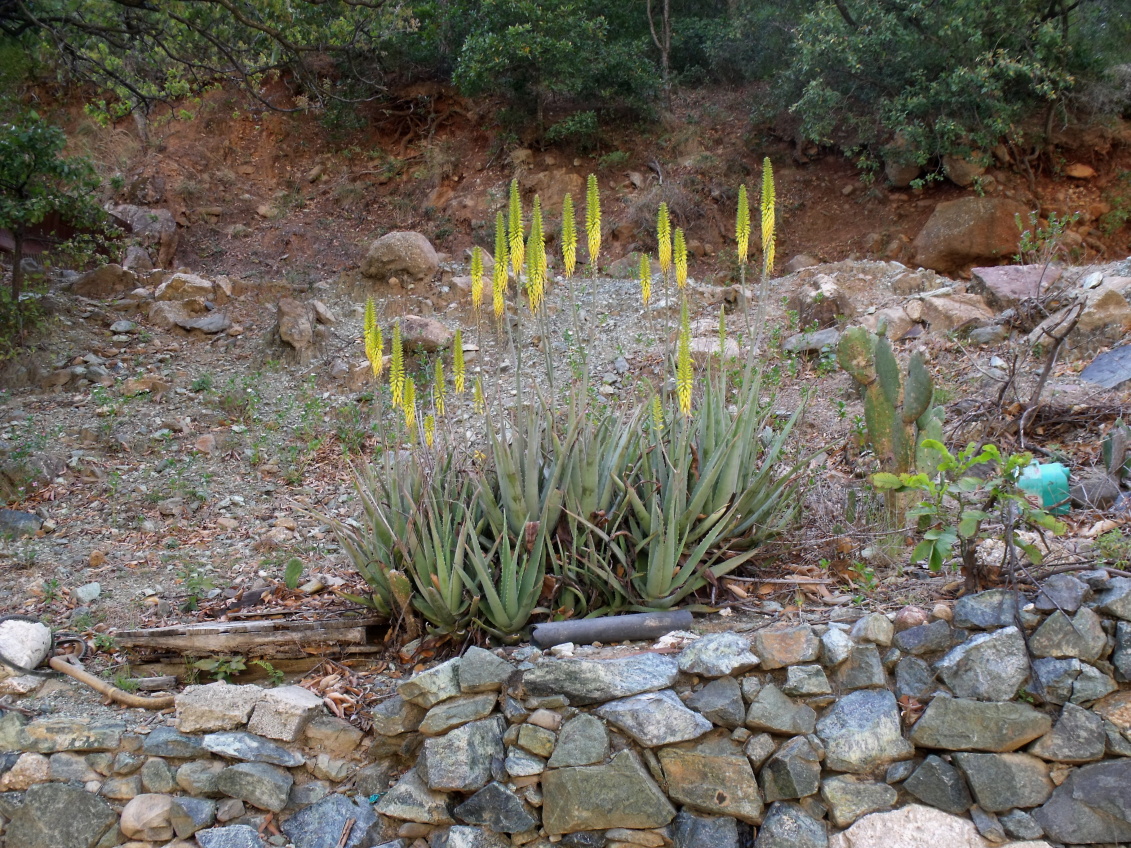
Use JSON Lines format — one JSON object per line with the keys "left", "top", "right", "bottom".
{"left": 585, "top": 173, "right": 601, "bottom": 267}
{"left": 735, "top": 184, "right": 750, "bottom": 264}
{"left": 561, "top": 193, "right": 577, "bottom": 278}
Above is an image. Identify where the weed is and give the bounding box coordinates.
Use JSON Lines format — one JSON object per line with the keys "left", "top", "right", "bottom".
{"left": 92, "top": 633, "right": 118, "bottom": 652}
{"left": 113, "top": 675, "right": 140, "bottom": 693}
{"left": 1095, "top": 529, "right": 1131, "bottom": 568}
{"left": 191, "top": 655, "right": 247, "bottom": 683}
{"left": 251, "top": 659, "right": 285, "bottom": 686}
{"left": 191, "top": 373, "right": 214, "bottom": 393}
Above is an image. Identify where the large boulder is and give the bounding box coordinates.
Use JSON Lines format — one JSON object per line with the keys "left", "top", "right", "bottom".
{"left": 912, "top": 198, "right": 1027, "bottom": 273}
{"left": 107, "top": 203, "right": 179, "bottom": 267}
{"left": 71, "top": 264, "right": 139, "bottom": 298}
{"left": 361, "top": 231, "right": 439, "bottom": 284}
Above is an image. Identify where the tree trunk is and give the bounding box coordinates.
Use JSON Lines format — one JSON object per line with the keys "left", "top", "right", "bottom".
{"left": 11, "top": 229, "right": 24, "bottom": 303}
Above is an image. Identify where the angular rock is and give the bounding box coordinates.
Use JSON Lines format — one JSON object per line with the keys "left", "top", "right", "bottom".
{"left": 904, "top": 756, "right": 973, "bottom": 814}
{"left": 196, "top": 825, "right": 267, "bottom": 848}
{"left": 143, "top": 725, "right": 207, "bottom": 758}
{"left": 1030, "top": 657, "right": 1080, "bottom": 705}
{"left": 1098, "top": 576, "right": 1131, "bottom": 620}
{"left": 678, "top": 632, "right": 759, "bottom": 677}
{"left": 999, "top": 809, "right": 1045, "bottom": 840}
{"left": 18, "top": 717, "right": 124, "bottom": 753}
{"left": 362, "top": 231, "right": 439, "bottom": 284}
{"left": 754, "top": 801, "right": 827, "bottom": 848}
{"left": 1092, "top": 688, "right": 1131, "bottom": 731}
{"left": 1032, "top": 758, "right": 1131, "bottom": 843}
{"left": 72, "top": 264, "right": 139, "bottom": 298}
{"left": 438, "top": 825, "right": 510, "bottom": 848}
{"left": 0, "top": 509, "right": 42, "bottom": 539}
{"left": 760, "top": 736, "right": 821, "bottom": 802}
{"left": 169, "top": 796, "right": 217, "bottom": 839}
{"left": 246, "top": 685, "right": 323, "bottom": 742}
{"left": 850, "top": 613, "right": 894, "bottom": 647}
{"left": 100, "top": 773, "right": 141, "bottom": 799}
{"left": 175, "top": 682, "right": 263, "bottom": 733}
{"left": 280, "top": 793, "right": 376, "bottom": 848}
{"left": 815, "top": 689, "right": 913, "bottom": 774}
{"left": 686, "top": 676, "right": 746, "bottom": 728}
{"left": 547, "top": 714, "right": 608, "bottom": 767}
{"left": 892, "top": 620, "right": 952, "bottom": 655}
{"left": 156, "top": 272, "right": 213, "bottom": 301}
{"left": 953, "top": 589, "right": 1018, "bottom": 630}
{"left": 276, "top": 298, "right": 314, "bottom": 355}
{"left": 375, "top": 767, "right": 455, "bottom": 825}
{"left": 672, "top": 810, "right": 740, "bottom": 848}
{"left": 820, "top": 775, "right": 897, "bottom": 828}
{"left": 521, "top": 654, "right": 679, "bottom": 705}
{"left": 971, "top": 264, "right": 1062, "bottom": 310}
{"left": 0, "top": 751, "right": 47, "bottom": 790}
{"left": 419, "top": 693, "right": 498, "bottom": 736}
{"left": 912, "top": 197, "right": 1027, "bottom": 274}
{"left": 399, "top": 657, "right": 462, "bottom": 708}
{"left": 935, "top": 626, "right": 1029, "bottom": 702}
{"left": 783, "top": 327, "right": 842, "bottom": 354}
{"left": 504, "top": 745, "right": 545, "bottom": 777}
{"left": 909, "top": 697, "right": 1051, "bottom": 751}
{"left": 140, "top": 756, "right": 176, "bottom": 793}
{"left": 953, "top": 752, "right": 1052, "bottom": 812}
{"left": 597, "top": 689, "right": 712, "bottom": 747}
{"left": 1070, "top": 662, "right": 1116, "bottom": 705}
{"left": 202, "top": 731, "right": 304, "bottom": 766}
{"left": 178, "top": 311, "right": 232, "bottom": 334}
{"left": 3, "top": 782, "right": 118, "bottom": 848}
{"left": 783, "top": 665, "right": 832, "bottom": 697}
{"left": 752, "top": 624, "right": 820, "bottom": 670}
{"left": 745, "top": 685, "right": 816, "bottom": 735}
{"left": 422, "top": 716, "right": 504, "bottom": 791}
{"left": 49, "top": 751, "right": 100, "bottom": 783}
{"left": 454, "top": 781, "right": 539, "bottom": 832}
{"left": 458, "top": 646, "right": 514, "bottom": 693}
{"left": 215, "top": 762, "right": 293, "bottom": 812}
{"left": 400, "top": 315, "right": 454, "bottom": 353}
{"left": 1034, "top": 574, "right": 1089, "bottom": 613}
{"left": 542, "top": 750, "right": 676, "bottom": 833}
{"left": 176, "top": 760, "right": 226, "bottom": 796}
{"left": 370, "top": 695, "right": 427, "bottom": 736}
{"left": 828, "top": 803, "right": 1014, "bottom": 848}
{"left": 821, "top": 628, "right": 854, "bottom": 667}
{"left": 516, "top": 723, "right": 556, "bottom": 757}
{"left": 0, "top": 618, "right": 51, "bottom": 679}
{"left": 1028, "top": 701, "right": 1105, "bottom": 762}
{"left": 658, "top": 732, "right": 764, "bottom": 823}
{"left": 1115, "top": 621, "right": 1131, "bottom": 681}
{"left": 895, "top": 656, "right": 935, "bottom": 701}
{"left": 1029, "top": 607, "right": 1106, "bottom": 662}
{"left": 831, "top": 644, "right": 887, "bottom": 691}
{"left": 744, "top": 733, "right": 776, "bottom": 770}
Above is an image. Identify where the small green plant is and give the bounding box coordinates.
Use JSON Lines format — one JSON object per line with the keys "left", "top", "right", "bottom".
{"left": 92, "top": 632, "right": 118, "bottom": 652}
{"left": 179, "top": 567, "right": 214, "bottom": 612}
{"left": 873, "top": 441, "right": 1066, "bottom": 591}
{"left": 113, "top": 675, "right": 140, "bottom": 693}
{"left": 191, "top": 373, "right": 214, "bottom": 393}
{"left": 597, "top": 150, "right": 629, "bottom": 170}
{"left": 1095, "top": 529, "right": 1131, "bottom": 569}
{"left": 283, "top": 558, "right": 304, "bottom": 590}
{"left": 1014, "top": 210, "right": 1081, "bottom": 288}
{"left": 251, "top": 659, "right": 285, "bottom": 686}
{"left": 191, "top": 655, "right": 247, "bottom": 683}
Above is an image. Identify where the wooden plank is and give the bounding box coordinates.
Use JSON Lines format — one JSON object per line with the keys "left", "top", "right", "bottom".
{"left": 116, "top": 617, "right": 387, "bottom": 660}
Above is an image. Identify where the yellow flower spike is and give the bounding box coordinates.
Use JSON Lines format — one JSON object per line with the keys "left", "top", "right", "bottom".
{"left": 674, "top": 227, "right": 688, "bottom": 289}
{"left": 639, "top": 253, "right": 652, "bottom": 307}
{"left": 403, "top": 377, "right": 416, "bottom": 431}
{"left": 676, "top": 300, "right": 693, "bottom": 416}
{"left": 389, "top": 320, "right": 404, "bottom": 409}
{"left": 452, "top": 329, "right": 466, "bottom": 395}
{"left": 735, "top": 184, "right": 750, "bottom": 265}
{"left": 493, "top": 210, "right": 508, "bottom": 321}
{"left": 718, "top": 305, "right": 727, "bottom": 358}
{"left": 433, "top": 358, "right": 446, "bottom": 417}
{"left": 656, "top": 202, "right": 672, "bottom": 274}
{"left": 363, "top": 297, "right": 384, "bottom": 379}
{"left": 526, "top": 196, "right": 546, "bottom": 313}
{"left": 470, "top": 246, "right": 484, "bottom": 311}
{"left": 585, "top": 174, "right": 601, "bottom": 268}
{"left": 508, "top": 180, "right": 525, "bottom": 279}
{"left": 423, "top": 414, "right": 435, "bottom": 448}
{"left": 473, "top": 377, "right": 486, "bottom": 415}
{"left": 561, "top": 193, "right": 577, "bottom": 278}
{"left": 651, "top": 395, "right": 664, "bottom": 434}
{"left": 761, "top": 157, "right": 776, "bottom": 279}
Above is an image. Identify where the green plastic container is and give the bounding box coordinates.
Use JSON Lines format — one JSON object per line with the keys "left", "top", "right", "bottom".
{"left": 1018, "top": 462, "right": 1070, "bottom": 514}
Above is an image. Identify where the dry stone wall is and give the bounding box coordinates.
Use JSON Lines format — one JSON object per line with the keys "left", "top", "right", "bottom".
{"left": 3, "top": 575, "right": 1131, "bottom": 848}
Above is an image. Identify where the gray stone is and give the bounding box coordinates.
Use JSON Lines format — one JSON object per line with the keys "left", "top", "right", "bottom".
{"left": 953, "top": 752, "right": 1052, "bottom": 812}
{"left": 100, "top": 773, "right": 141, "bottom": 800}
{"left": 419, "top": 693, "right": 498, "bottom": 736}
{"left": 203, "top": 731, "right": 304, "bottom": 766}
{"left": 48, "top": 752, "right": 100, "bottom": 782}
{"left": 1114, "top": 621, "right": 1131, "bottom": 681}
{"left": 1105, "top": 719, "right": 1131, "bottom": 755}
{"left": 935, "top": 626, "right": 1029, "bottom": 702}
{"left": 17, "top": 717, "right": 125, "bottom": 752}
{"left": 850, "top": 613, "right": 894, "bottom": 646}
{"left": 783, "top": 327, "right": 841, "bottom": 354}
{"left": 909, "top": 696, "right": 1052, "bottom": 751}
{"left": 953, "top": 589, "right": 1018, "bottom": 629}
{"left": 422, "top": 716, "right": 504, "bottom": 791}
{"left": 968, "top": 805, "right": 1007, "bottom": 843}
{"left": 280, "top": 793, "right": 376, "bottom": 848}
{"left": 289, "top": 780, "right": 330, "bottom": 807}
{"left": 782, "top": 665, "right": 831, "bottom": 697}
{"left": 743, "top": 733, "right": 776, "bottom": 770}
{"left": 547, "top": 713, "right": 608, "bottom": 767}
{"left": 967, "top": 324, "right": 1008, "bottom": 345}
{"left": 175, "top": 682, "right": 264, "bottom": 733}
{"left": 1034, "top": 574, "right": 1089, "bottom": 612}
{"left": 904, "top": 755, "right": 973, "bottom": 814}
{"left": 178, "top": 311, "right": 232, "bottom": 334}
{"left": 745, "top": 685, "right": 816, "bottom": 735}
{"left": 140, "top": 756, "right": 176, "bottom": 793}
{"left": 1000, "top": 808, "right": 1045, "bottom": 840}
{"left": 672, "top": 810, "right": 740, "bottom": 848}
{"left": 370, "top": 695, "right": 426, "bottom": 736}
{"left": 884, "top": 760, "right": 916, "bottom": 784}
{"left": 1098, "top": 576, "right": 1131, "bottom": 620}
{"left": 541, "top": 749, "right": 676, "bottom": 833}
{"left": 398, "top": 657, "right": 462, "bottom": 708}
{"left": 658, "top": 732, "right": 764, "bottom": 823}
{"left": 3, "top": 783, "right": 118, "bottom": 848}
{"left": 118, "top": 793, "right": 174, "bottom": 842}
{"left": 361, "top": 231, "right": 439, "bottom": 284}
{"left": 1027, "top": 701, "right": 1105, "bottom": 762}
{"left": 196, "top": 825, "right": 267, "bottom": 848}
{"left": 1081, "top": 343, "right": 1131, "bottom": 390}
{"left": 820, "top": 629, "right": 854, "bottom": 666}
{"left": 516, "top": 723, "right": 555, "bottom": 757}
{"left": 521, "top": 654, "right": 679, "bottom": 705}
{"left": 815, "top": 689, "right": 913, "bottom": 774}
{"left": 820, "top": 775, "right": 897, "bottom": 828}
{"left": 434, "top": 825, "right": 510, "bottom": 848}
{"left": 761, "top": 736, "right": 821, "bottom": 802}
{"left": 1029, "top": 607, "right": 1106, "bottom": 661}
{"left": 679, "top": 632, "right": 760, "bottom": 677}
{"left": 170, "top": 796, "right": 217, "bottom": 839}
{"left": 1070, "top": 661, "right": 1117, "bottom": 704}
{"left": 895, "top": 656, "right": 935, "bottom": 700}
{"left": 143, "top": 725, "right": 207, "bottom": 758}
{"left": 306, "top": 716, "right": 365, "bottom": 757}
{"left": 1071, "top": 470, "right": 1122, "bottom": 509}
{"left": 686, "top": 676, "right": 746, "bottom": 728}
{"left": 1032, "top": 759, "right": 1131, "bottom": 843}
{"left": 1030, "top": 657, "right": 1080, "bottom": 704}
{"left": 831, "top": 644, "right": 887, "bottom": 691}
{"left": 454, "top": 781, "right": 538, "bottom": 832}
{"left": 752, "top": 624, "right": 820, "bottom": 670}
{"left": 374, "top": 767, "right": 455, "bottom": 825}
{"left": 215, "top": 762, "right": 294, "bottom": 812}
{"left": 246, "top": 685, "right": 324, "bottom": 742}
{"left": 597, "top": 689, "right": 712, "bottom": 747}
{"left": 504, "top": 745, "right": 545, "bottom": 777}
{"left": 892, "top": 620, "right": 952, "bottom": 655}
{"left": 754, "top": 801, "right": 827, "bottom": 848}
{"left": 177, "top": 759, "right": 226, "bottom": 795}
{"left": 0, "top": 508, "right": 43, "bottom": 537}
{"left": 458, "top": 647, "right": 513, "bottom": 693}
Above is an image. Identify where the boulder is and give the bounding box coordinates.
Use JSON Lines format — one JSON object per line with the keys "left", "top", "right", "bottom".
{"left": 547, "top": 713, "right": 609, "bottom": 767}
{"left": 787, "top": 275, "right": 853, "bottom": 329}
{"left": 71, "top": 264, "right": 139, "bottom": 298}
{"left": 156, "top": 272, "right": 214, "bottom": 301}
{"left": 815, "top": 689, "right": 913, "bottom": 773}
{"left": 935, "top": 626, "right": 1029, "bottom": 702}
{"left": 970, "top": 265, "right": 1061, "bottom": 309}
{"left": 149, "top": 299, "right": 204, "bottom": 330}
{"left": 280, "top": 793, "right": 376, "bottom": 848}
{"left": 453, "top": 782, "right": 539, "bottom": 833}
{"left": 400, "top": 314, "right": 454, "bottom": 352}
{"left": 1032, "top": 758, "right": 1131, "bottom": 843}
{"left": 375, "top": 767, "right": 455, "bottom": 825}
{"left": 362, "top": 231, "right": 439, "bottom": 284}
{"left": 3, "top": 782, "right": 118, "bottom": 848}
{"left": 422, "top": 716, "right": 504, "bottom": 792}
{"left": 107, "top": 203, "right": 179, "bottom": 267}
{"left": 912, "top": 198, "right": 1027, "bottom": 273}
{"left": 247, "top": 685, "right": 324, "bottom": 742}
{"left": 752, "top": 623, "right": 820, "bottom": 670}
{"left": 952, "top": 752, "right": 1052, "bottom": 812}
{"left": 175, "top": 681, "right": 263, "bottom": 733}
{"left": 120, "top": 794, "right": 175, "bottom": 842}
{"left": 755, "top": 801, "right": 826, "bottom": 848}
{"left": 919, "top": 294, "right": 994, "bottom": 333}
{"left": 276, "top": 298, "right": 316, "bottom": 358}
{"left": 909, "top": 696, "right": 1051, "bottom": 751}
{"left": 399, "top": 657, "right": 463, "bottom": 707}
{"left": 0, "top": 618, "right": 51, "bottom": 679}
{"left": 941, "top": 153, "right": 987, "bottom": 188}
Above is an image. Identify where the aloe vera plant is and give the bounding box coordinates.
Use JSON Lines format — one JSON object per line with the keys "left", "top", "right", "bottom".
{"left": 465, "top": 517, "right": 548, "bottom": 642}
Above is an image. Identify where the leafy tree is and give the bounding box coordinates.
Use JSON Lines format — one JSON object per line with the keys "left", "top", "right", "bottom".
{"left": 0, "top": 111, "right": 102, "bottom": 303}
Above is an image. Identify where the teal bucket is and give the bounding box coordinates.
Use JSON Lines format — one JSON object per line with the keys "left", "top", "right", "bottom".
{"left": 1018, "top": 462, "right": 1070, "bottom": 514}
